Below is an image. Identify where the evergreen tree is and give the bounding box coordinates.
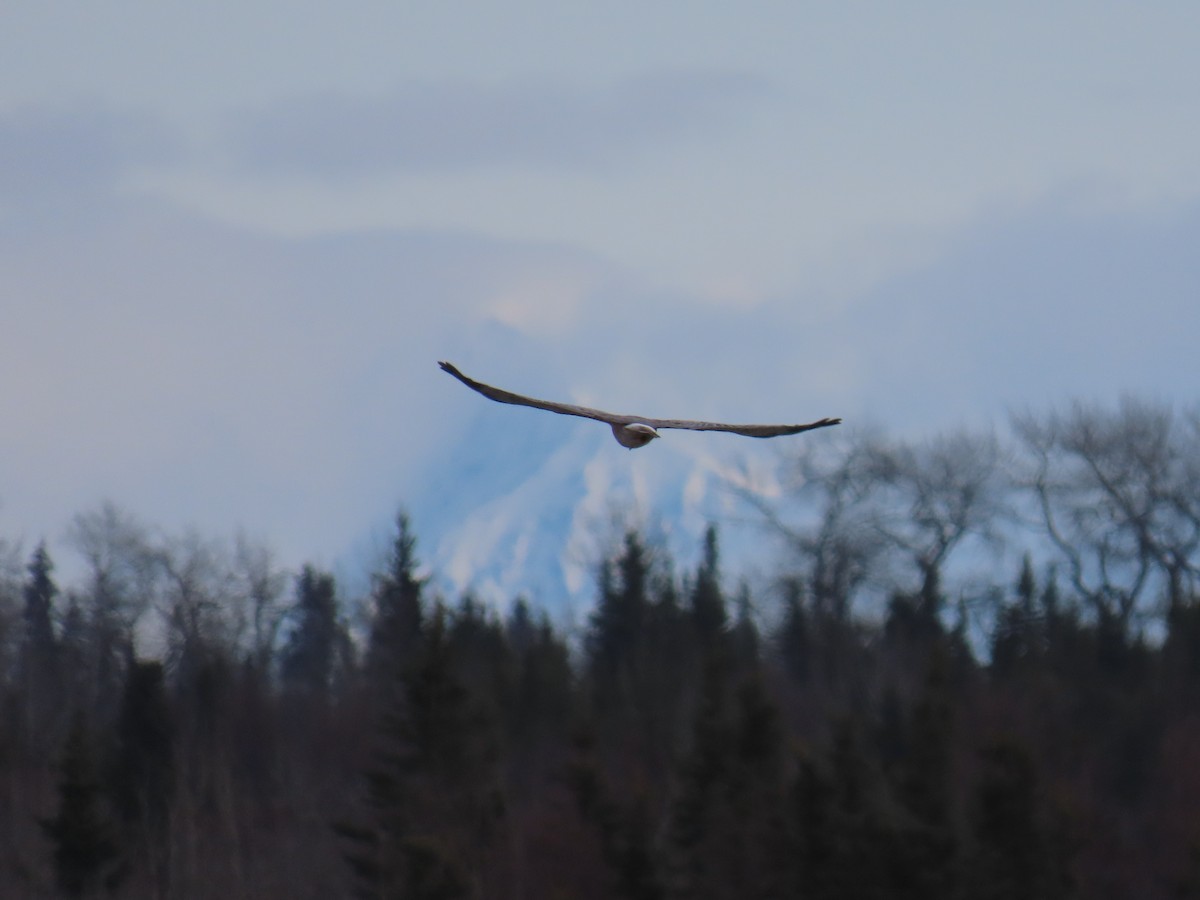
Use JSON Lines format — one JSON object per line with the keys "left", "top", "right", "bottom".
{"left": 58, "top": 593, "right": 91, "bottom": 709}
{"left": 777, "top": 577, "right": 811, "bottom": 683}
{"left": 447, "top": 594, "right": 514, "bottom": 724}
{"left": 110, "top": 660, "right": 174, "bottom": 866}
{"left": 793, "top": 718, "right": 893, "bottom": 899}
{"left": 366, "top": 512, "right": 425, "bottom": 682}
{"left": 507, "top": 606, "right": 573, "bottom": 755}
{"left": 337, "top": 605, "right": 504, "bottom": 899}
{"left": 568, "top": 726, "right": 664, "bottom": 900}
{"left": 41, "top": 714, "right": 123, "bottom": 897}
{"left": 19, "top": 542, "right": 60, "bottom": 746}
{"left": 689, "top": 525, "right": 727, "bottom": 651}
{"left": 21, "top": 542, "right": 58, "bottom": 660}
{"left": 281, "top": 565, "right": 344, "bottom": 697}
{"left": 729, "top": 583, "right": 761, "bottom": 673}
{"left": 1165, "top": 594, "right": 1200, "bottom": 692}
{"left": 791, "top": 752, "right": 837, "bottom": 898}
{"left": 884, "top": 576, "right": 945, "bottom": 653}
{"left": 666, "top": 661, "right": 789, "bottom": 899}
{"left": 505, "top": 597, "right": 536, "bottom": 656}
{"left": 643, "top": 560, "right": 694, "bottom": 769}
{"left": 1174, "top": 843, "right": 1200, "bottom": 900}
{"left": 889, "top": 650, "right": 959, "bottom": 900}
{"left": 586, "top": 530, "right": 654, "bottom": 710}
{"left": 992, "top": 556, "right": 1043, "bottom": 675}
{"left": 965, "top": 739, "right": 1074, "bottom": 900}
{"left": 666, "top": 655, "right": 733, "bottom": 898}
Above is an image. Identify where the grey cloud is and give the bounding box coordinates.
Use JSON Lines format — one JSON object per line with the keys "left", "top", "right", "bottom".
{"left": 225, "top": 70, "right": 770, "bottom": 177}
{"left": 791, "top": 197, "right": 1200, "bottom": 431}
{"left": 0, "top": 103, "right": 179, "bottom": 208}
{"left": 505, "top": 193, "right": 1200, "bottom": 435}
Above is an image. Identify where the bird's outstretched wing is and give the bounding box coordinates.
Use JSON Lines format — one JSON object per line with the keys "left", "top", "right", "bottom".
{"left": 638, "top": 416, "right": 842, "bottom": 438}
{"left": 439, "top": 361, "right": 841, "bottom": 437}
{"left": 439, "top": 361, "right": 631, "bottom": 425}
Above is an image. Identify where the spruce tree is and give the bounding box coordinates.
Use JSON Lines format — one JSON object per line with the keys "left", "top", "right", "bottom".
{"left": 366, "top": 512, "right": 425, "bottom": 682}
{"left": 21, "top": 542, "right": 58, "bottom": 660}
{"left": 586, "top": 530, "right": 654, "bottom": 712}
{"left": 889, "top": 650, "right": 959, "bottom": 900}
{"left": 19, "top": 542, "right": 60, "bottom": 746}
{"left": 729, "top": 584, "right": 761, "bottom": 673}
{"left": 794, "top": 718, "right": 892, "bottom": 899}
{"left": 568, "top": 726, "right": 664, "bottom": 900}
{"left": 281, "top": 565, "right": 343, "bottom": 697}
{"left": 992, "top": 556, "right": 1042, "bottom": 675}
{"left": 689, "top": 525, "right": 727, "bottom": 650}
{"left": 110, "top": 661, "right": 174, "bottom": 859}
{"left": 965, "top": 740, "right": 1074, "bottom": 900}
{"left": 777, "top": 578, "right": 811, "bottom": 683}
{"left": 337, "top": 605, "right": 504, "bottom": 899}
{"left": 41, "top": 714, "right": 123, "bottom": 897}
{"left": 666, "top": 659, "right": 788, "bottom": 899}
{"left": 504, "top": 598, "right": 572, "bottom": 748}
{"left": 666, "top": 654, "right": 733, "bottom": 898}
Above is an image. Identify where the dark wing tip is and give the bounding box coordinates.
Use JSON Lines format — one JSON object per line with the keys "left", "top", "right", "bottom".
{"left": 803, "top": 417, "right": 842, "bottom": 431}
{"left": 439, "top": 360, "right": 479, "bottom": 392}
{"left": 439, "top": 360, "right": 468, "bottom": 381}
{"left": 790, "top": 417, "right": 841, "bottom": 434}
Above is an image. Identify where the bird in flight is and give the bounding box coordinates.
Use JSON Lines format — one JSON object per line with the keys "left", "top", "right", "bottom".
{"left": 439, "top": 361, "right": 841, "bottom": 449}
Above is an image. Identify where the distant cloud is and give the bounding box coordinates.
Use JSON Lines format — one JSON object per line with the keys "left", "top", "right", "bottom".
{"left": 787, "top": 196, "right": 1200, "bottom": 430}
{"left": 0, "top": 103, "right": 178, "bottom": 209}
{"left": 224, "top": 70, "right": 770, "bottom": 177}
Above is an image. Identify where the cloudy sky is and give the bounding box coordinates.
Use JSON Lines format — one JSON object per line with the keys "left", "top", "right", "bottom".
{"left": 3, "top": 3, "right": 1199, "bottom": 580}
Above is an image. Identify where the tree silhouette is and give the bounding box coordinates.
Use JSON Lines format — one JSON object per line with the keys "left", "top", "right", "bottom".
{"left": 666, "top": 660, "right": 789, "bottom": 899}
{"left": 41, "top": 714, "right": 123, "bottom": 897}
{"left": 110, "top": 659, "right": 173, "bottom": 893}
{"left": 793, "top": 717, "right": 894, "bottom": 899}
{"left": 338, "top": 605, "right": 504, "bottom": 899}
{"left": 965, "top": 739, "right": 1074, "bottom": 900}
{"left": 2, "top": 395, "right": 1200, "bottom": 897}
{"left": 991, "top": 555, "right": 1043, "bottom": 675}
{"left": 505, "top": 599, "right": 573, "bottom": 748}
{"left": 888, "top": 649, "right": 960, "bottom": 900}
{"left": 18, "top": 542, "right": 60, "bottom": 749}
{"left": 366, "top": 511, "right": 425, "bottom": 683}
{"left": 281, "top": 565, "right": 346, "bottom": 697}
{"left": 689, "top": 525, "right": 728, "bottom": 652}
{"left": 1014, "top": 399, "right": 1200, "bottom": 631}
{"left": 568, "top": 725, "right": 664, "bottom": 900}
{"left": 586, "top": 531, "right": 655, "bottom": 714}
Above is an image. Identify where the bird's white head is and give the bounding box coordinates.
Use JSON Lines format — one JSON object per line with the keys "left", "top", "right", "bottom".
{"left": 612, "top": 422, "right": 660, "bottom": 449}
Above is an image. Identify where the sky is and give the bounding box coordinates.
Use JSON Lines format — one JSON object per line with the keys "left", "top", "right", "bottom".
{"left": 3, "top": 3, "right": 1200, "bottom": 588}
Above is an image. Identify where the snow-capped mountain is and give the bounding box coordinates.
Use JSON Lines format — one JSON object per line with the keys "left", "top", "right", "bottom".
{"left": 407, "top": 404, "right": 786, "bottom": 615}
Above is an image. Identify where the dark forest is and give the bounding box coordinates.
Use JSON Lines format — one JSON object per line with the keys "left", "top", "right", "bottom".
{"left": 3, "top": 398, "right": 1200, "bottom": 898}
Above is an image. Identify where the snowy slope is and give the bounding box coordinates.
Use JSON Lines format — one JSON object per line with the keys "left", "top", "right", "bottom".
{"left": 408, "top": 406, "right": 783, "bottom": 614}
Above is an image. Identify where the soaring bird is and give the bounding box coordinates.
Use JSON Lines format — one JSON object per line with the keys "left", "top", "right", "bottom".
{"left": 439, "top": 361, "right": 841, "bottom": 449}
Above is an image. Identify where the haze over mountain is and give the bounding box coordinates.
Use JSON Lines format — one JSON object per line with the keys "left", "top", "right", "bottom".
{"left": 412, "top": 196, "right": 1200, "bottom": 608}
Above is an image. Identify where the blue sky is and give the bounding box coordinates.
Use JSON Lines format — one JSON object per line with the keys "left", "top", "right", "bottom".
{"left": 3, "top": 3, "right": 1199, "bottom": 581}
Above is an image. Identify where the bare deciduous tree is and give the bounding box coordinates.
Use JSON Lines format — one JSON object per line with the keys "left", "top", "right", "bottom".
{"left": 155, "top": 530, "right": 237, "bottom": 684}
{"left": 1013, "top": 398, "right": 1200, "bottom": 631}
{"left": 735, "top": 430, "right": 889, "bottom": 623}
{"left": 230, "top": 533, "right": 289, "bottom": 677}
{"left": 66, "top": 502, "right": 157, "bottom": 713}
{"left": 740, "top": 428, "right": 1005, "bottom": 622}
{"left": 869, "top": 429, "right": 1007, "bottom": 612}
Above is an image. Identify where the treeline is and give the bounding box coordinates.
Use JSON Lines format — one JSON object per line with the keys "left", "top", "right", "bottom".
{"left": 1, "top": 397, "right": 1199, "bottom": 898}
